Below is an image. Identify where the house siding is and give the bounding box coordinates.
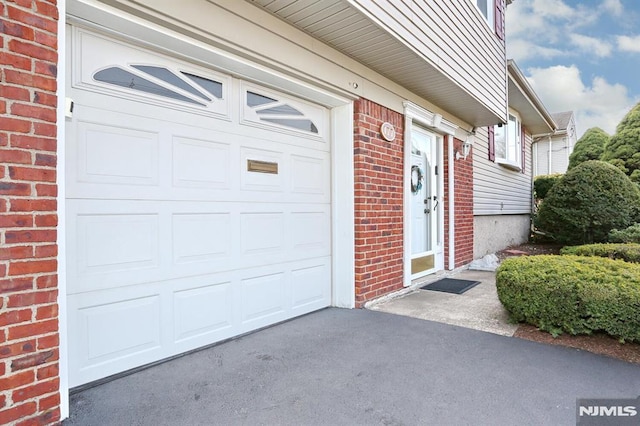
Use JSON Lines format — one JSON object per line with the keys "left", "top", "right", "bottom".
{"left": 473, "top": 126, "right": 533, "bottom": 215}
{"left": 349, "top": 0, "right": 507, "bottom": 121}
{"left": 0, "top": 1, "right": 61, "bottom": 425}
{"left": 354, "top": 99, "right": 404, "bottom": 307}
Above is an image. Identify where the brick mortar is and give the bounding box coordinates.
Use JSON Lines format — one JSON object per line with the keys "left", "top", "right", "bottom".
{"left": 1, "top": 1, "right": 61, "bottom": 424}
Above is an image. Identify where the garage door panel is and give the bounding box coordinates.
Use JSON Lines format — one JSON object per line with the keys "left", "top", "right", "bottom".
{"left": 291, "top": 263, "right": 331, "bottom": 312}
{"left": 172, "top": 136, "right": 231, "bottom": 189}
{"left": 76, "top": 120, "right": 160, "bottom": 187}
{"left": 291, "top": 154, "right": 328, "bottom": 195}
{"left": 173, "top": 281, "right": 233, "bottom": 343}
{"left": 240, "top": 272, "right": 287, "bottom": 327}
{"left": 68, "top": 201, "right": 330, "bottom": 294}
{"left": 69, "top": 291, "right": 164, "bottom": 384}
{"left": 77, "top": 213, "right": 160, "bottom": 273}
{"left": 291, "top": 211, "right": 331, "bottom": 251}
{"left": 172, "top": 213, "right": 232, "bottom": 264}
{"left": 240, "top": 212, "right": 285, "bottom": 255}
{"left": 240, "top": 147, "right": 284, "bottom": 192}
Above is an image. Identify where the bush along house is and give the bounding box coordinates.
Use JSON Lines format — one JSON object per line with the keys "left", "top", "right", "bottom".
{"left": 1, "top": 0, "right": 515, "bottom": 422}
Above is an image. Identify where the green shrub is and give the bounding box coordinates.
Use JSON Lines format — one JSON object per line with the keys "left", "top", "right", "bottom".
{"left": 533, "top": 174, "right": 563, "bottom": 200}
{"left": 535, "top": 160, "right": 640, "bottom": 244}
{"left": 608, "top": 224, "right": 640, "bottom": 243}
{"left": 560, "top": 243, "right": 640, "bottom": 263}
{"left": 496, "top": 255, "right": 640, "bottom": 342}
{"left": 567, "top": 127, "right": 608, "bottom": 171}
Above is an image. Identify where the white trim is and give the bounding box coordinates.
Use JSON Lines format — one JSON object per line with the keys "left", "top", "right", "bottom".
{"left": 331, "top": 102, "right": 355, "bottom": 308}
{"left": 57, "top": 0, "right": 69, "bottom": 419}
{"left": 473, "top": 0, "right": 495, "bottom": 31}
{"left": 403, "top": 102, "right": 458, "bottom": 135}
{"left": 447, "top": 134, "right": 455, "bottom": 270}
{"left": 403, "top": 114, "right": 412, "bottom": 286}
{"left": 403, "top": 102, "right": 458, "bottom": 284}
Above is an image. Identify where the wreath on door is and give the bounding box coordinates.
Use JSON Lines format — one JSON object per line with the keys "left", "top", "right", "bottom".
{"left": 411, "top": 165, "right": 424, "bottom": 194}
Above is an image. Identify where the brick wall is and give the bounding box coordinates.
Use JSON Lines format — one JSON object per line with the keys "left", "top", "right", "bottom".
{"left": 353, "top": 99, "right": 404, "bottom": 306}
{"left": 443, "top": 138, "right": 474, "bottom": 267}
{"left": 0, "top": 1, "right": 61, "bottom": 425}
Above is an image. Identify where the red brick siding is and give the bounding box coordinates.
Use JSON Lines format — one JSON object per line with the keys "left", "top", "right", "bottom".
{"left": 443, "top": 138, "right": 474, "bottom": 268}
{"left": 0, "top": 1, "right": 60, "bottom": 424}
{"left": 353, "top": 99, "right": 404, "bottom": 306}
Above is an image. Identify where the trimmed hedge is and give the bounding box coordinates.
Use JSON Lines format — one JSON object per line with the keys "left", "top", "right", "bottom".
{"left": 533, "top": 174, "right": 563, "bottom": 200}
{"left": 535, "top": 160, "right": 640, "bottom": 244}
{"left": 496, "top": 255, "right": 640, "bottom": 342}
{"left": 560, "top": 243, "right": 640, "bottom": 263}
{"left": 609, "top": 223, "right": 640, "bottom": 243}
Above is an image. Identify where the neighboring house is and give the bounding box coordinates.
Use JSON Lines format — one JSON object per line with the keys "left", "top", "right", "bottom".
{"left": 1, "top": 0, "right": 513, "bottom": 423}
{"left": 473, "top": 60, "right": 556, "bottom": 258}
{"left": 533, "top": 111, "right": 578, "bottom": 176}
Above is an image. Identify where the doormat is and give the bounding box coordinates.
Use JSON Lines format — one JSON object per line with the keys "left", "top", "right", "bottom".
{"left": 420, "top": 278, "right": 480, "bottom": 295}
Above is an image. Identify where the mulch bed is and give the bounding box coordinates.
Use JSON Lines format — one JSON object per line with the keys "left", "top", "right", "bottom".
{"left": 496, "top": 243, "right": 640, "bottom": 365}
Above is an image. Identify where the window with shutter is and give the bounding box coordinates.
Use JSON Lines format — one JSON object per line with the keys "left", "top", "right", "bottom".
{"left": 521, "top": 125, "right": 526, "bottom": 174}
{"left": 488, "top": 126, "right": 495, "bottom": 162}
{"left": 475, "top": 0, "right": 495, "bottom": 29}
{"left": 495, "top": 0, "right": 505, "bottom": 40}
{"left": 492, "top": 110, "right": 523, "bottom": 171}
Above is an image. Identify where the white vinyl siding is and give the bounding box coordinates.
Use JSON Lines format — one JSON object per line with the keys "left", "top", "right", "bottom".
{"left": 533, "top": 136, "right": 573, "bottom": 176}
{"left": 348, "top": 0, "right": 506, "bottom": 122}
{"left": 474, "top": 126, "right": 532, "bottom": 215}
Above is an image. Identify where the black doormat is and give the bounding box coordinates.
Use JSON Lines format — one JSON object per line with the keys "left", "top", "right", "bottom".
{"left": 420, "top": 278, "right": 480, "bottom": 295}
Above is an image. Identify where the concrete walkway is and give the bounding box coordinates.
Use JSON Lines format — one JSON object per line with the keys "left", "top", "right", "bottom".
{"left": 368, "top": 269, "right": 519, "bottom": 336}
{"left": 64, "top": 308, "right": 640, "bottom": 426}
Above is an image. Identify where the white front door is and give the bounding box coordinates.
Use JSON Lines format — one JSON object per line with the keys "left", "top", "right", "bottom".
{"left": 410, "top": 127, "right": 439, "bottom": 278}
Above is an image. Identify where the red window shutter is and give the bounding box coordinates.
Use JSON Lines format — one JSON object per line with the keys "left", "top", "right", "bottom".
{"left": 495, "top": 0, "right": 505, "bottom": 40}
{"left": 488, "top": 126, "right": 495, "bottom": 162}
{"left": 521, "top": 125, "right": 526, "bottom": 174}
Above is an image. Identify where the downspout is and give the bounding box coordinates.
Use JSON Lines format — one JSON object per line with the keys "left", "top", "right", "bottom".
{"left": 547, "top": 136, "right": 552, "bottom": 174}
{"left": 447, "top": 134, "right": 455, "bottom": 270}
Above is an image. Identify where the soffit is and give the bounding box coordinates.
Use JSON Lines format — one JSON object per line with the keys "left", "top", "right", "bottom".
{"left": 507, "top": 61, "right": 556, "bottom": 135}
{"left": 248, "top": 0, "right": 503, "bottom": 127}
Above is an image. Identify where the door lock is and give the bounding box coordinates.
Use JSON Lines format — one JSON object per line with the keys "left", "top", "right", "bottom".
{"left": 424, "top": 208, "right": 430, "bottom": 214}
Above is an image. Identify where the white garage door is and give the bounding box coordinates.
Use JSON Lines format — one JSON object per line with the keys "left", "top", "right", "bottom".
{"left": 66, "top": 29, "right": 332, "bottom": 387}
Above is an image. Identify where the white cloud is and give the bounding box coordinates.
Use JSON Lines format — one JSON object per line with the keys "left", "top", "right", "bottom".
{"left": 507, "top": 39, "right": 565, "bottom": 62}
{"left": 569, "top": 34, "right": 613, "bottom": 57}
{"left": 507, "top": 0, "right": 611, "bottom": 60}
{"left": 617, "top": 35, "right": 640, "bottom": 53}
{"left": 602, "top": 0, "right": 623, "bottom": 16}
{"left": 530, "top": 0, "right": 575, "bottom": 18}
{"left": 525, "top": 65, "right": 637, "bottom": 137}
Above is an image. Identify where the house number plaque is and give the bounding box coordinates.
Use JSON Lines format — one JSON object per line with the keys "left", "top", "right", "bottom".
{"left": 247, "top": 159, "right": 278, "bottom": 174}
{"left": 380, "top": 122, "right": 396, "bottom": 141}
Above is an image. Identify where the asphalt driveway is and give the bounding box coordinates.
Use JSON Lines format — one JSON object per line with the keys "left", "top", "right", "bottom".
{"left": 64, "top": 308, "right": 640, "bottom": 425}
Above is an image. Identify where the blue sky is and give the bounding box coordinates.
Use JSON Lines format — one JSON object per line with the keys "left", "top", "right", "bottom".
{"left": 506, "top": 0, "right": 640, "bottom": 137}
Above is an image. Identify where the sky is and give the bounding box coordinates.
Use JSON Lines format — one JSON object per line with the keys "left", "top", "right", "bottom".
{"left": 506, "top": 0, "right": 640, "bottom": 138}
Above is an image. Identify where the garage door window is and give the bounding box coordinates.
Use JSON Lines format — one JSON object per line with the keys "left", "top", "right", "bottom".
{"left": 93, "top": 65, "right": 224, "bottom": 106}
{"left": 246, "top": 90, "right": 319, "bottom": 135}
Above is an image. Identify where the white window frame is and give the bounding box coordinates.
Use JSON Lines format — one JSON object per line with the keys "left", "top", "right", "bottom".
{"left": 474, "top": 0, "right": 495, "bottom": 29}
{"left": 494, "top": 110, "right": 522, "bottom": 171}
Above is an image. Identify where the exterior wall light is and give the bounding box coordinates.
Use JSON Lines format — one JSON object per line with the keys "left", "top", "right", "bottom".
{"left": 456, "top": 135, "right": 474, "bottom": 160}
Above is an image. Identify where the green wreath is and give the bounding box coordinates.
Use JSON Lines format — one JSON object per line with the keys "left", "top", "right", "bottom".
{"left": 411, "top": 165, "right": 423, "bottom": 194}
